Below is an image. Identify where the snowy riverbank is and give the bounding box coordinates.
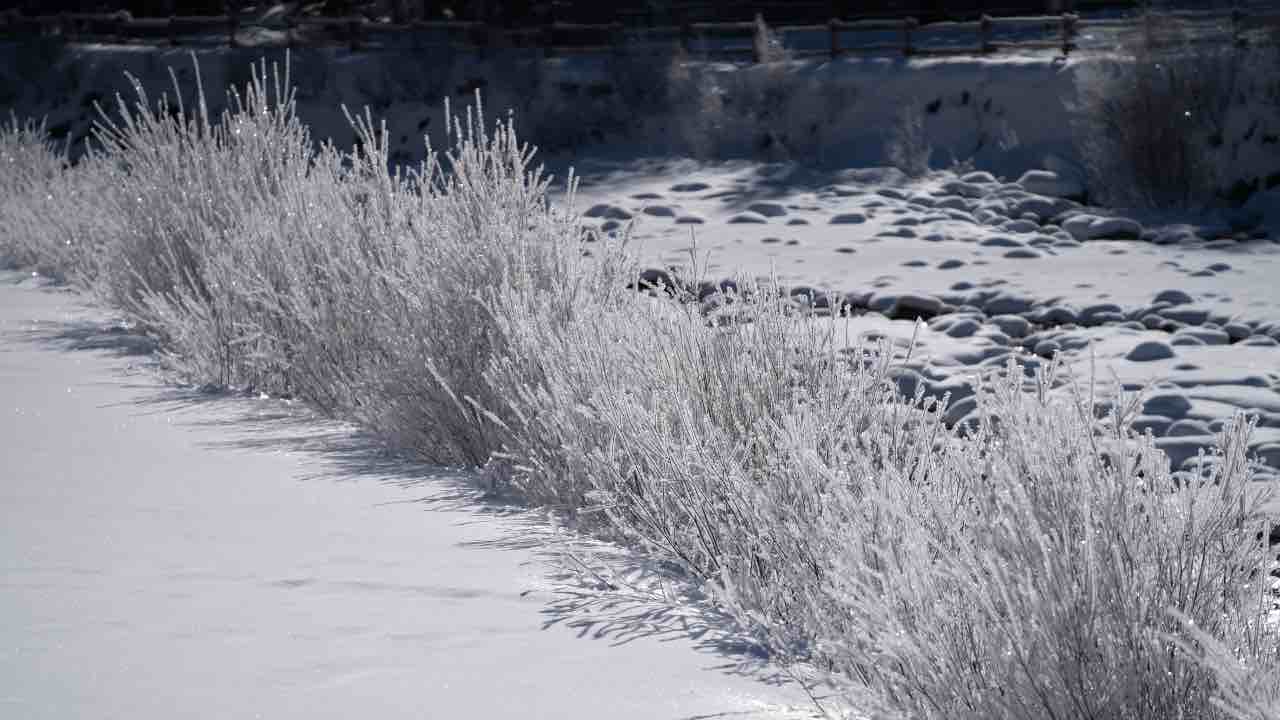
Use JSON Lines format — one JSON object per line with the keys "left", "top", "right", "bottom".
{"left": 0, "top": 273, "right": 817, "bottom": 720}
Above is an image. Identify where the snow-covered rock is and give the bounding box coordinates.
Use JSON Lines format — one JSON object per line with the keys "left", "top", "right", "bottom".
{"left": 1008, "top": 195, "right": 1075, "bottom": 221}
{"left": 1002, "top": 219, "right": 1040, "bottom": 234}
{"left": 1061, "top": 214, "right": 1143, "bottom": 241}
{"left": 1144, "top": 392, "right": 1193, "bottom": 418}
{"left": 983, "top": 292, "right": 1035, "bottom": 316}
{"left": 1126, "top": 340, "right": 1176, "bottom": 361}
{"left": 981, "top": 235, "right": 1024, "bottom": 248}
{"left": 1016, "top": 169, "right": 1084, "bottom": 199}
{"left": 941, "top": 180, "right": 987, "bottom": 199}
{"left": 1034, "top": 339, "right": 1061, "bottom": 358}
{"left": 1223, "top": 322, "right": 1253, "bottom": 342}
{"left": 1175, "top": 327, "right": 1231, "bottom": 346}
{"left": 1153, "top": 289, "right": 1194, "bottom": 306}
{"left": 585, "top": 203, "right": 634, "bottom": 220}
{"left": 829, "top": 212, "right": 867, "bottom": 225}
{"left": 1060, "top": 214, "right": 1100, "bottom": 240}
{"left": 868, "top": 292, "right": 945, "bottom": 321}
{"left": 1090, "top": 217, "right": 1144, "bottom": 240}
{"left": 1167, "top": 418, "right": 1212, "bottom": 437}
{"left": 1132, "top": 415, "right": 1174, "bottom": 436}
{"left": 1080, "top": 303, "right": 1124, "bottom": 325}
{"left": 961, "top": 171, "right": 998, "bottom": 185}
{"left": 944, "top": 318, "right": 982, "bottom": 338}
{"left": 844, "top": 167, "right": 908, "bottom": 186}
{"left": 1158, "top": 305, "right": 1211, "bottom": 326}
{"left": 934, "top": 196, "right": 971, "bottom": 211}
{"left": 746, "top": 202, "right": 788, "bottom": 218}
{"left": 984, "top": 315, "right": 1027, "bottom": 338}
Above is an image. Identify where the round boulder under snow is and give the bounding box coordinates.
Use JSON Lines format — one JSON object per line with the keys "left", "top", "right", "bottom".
{"left": 961, "top": 171, "right": 998, "bottom": 185}
{"left": 1126, "top": 340, "right": 1176, "bottom": 362}
{"left": 1153, "top": 289, "right": 1194, "bottom": 306}
{"left": 877, "top": 293, "right": 945, "bottom": 321}
{"left": 1089, "top": 217, "right": 1144, "bottom": 240}
{"left": 1061, "top": 214, "right": 1144, "bottom": 242}
{"left": 1016, "top": 169, "right": 1084, "bottom": 199}
{"left": 1143, "top": 392, "right": 1193, "bottom": 419}
{"left": 989, "top": 314, "right": 1031, "bottom": 339}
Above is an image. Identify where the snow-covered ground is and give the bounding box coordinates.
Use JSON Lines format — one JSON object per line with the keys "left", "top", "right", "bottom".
{"left": 571, "top": 160, "right": 1280, "bottom": 475}
{"left": 0, "top": 273, "right": 817, "bottom": 720}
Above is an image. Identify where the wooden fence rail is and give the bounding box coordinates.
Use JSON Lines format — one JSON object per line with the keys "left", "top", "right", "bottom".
{"left": 1, "top": 8, "right": 1276, "bottom": 59}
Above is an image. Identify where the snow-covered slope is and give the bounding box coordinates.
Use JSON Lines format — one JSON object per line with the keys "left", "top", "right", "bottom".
{"left": 0, "top": 273, "right": 816, "bottom": 720}
{"left": 6, "top": 39, "right": 1275, "bottom": 207}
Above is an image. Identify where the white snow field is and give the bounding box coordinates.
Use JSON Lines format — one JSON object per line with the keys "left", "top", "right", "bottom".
{"left": 0, "top": 273, "right": 817, "bottom": 720}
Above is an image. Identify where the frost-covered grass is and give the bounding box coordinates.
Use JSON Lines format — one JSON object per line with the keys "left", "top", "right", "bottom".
{"left": 2, "top": 56, "right": 1277, "bottom": 720}
{"left": 0, "top": 115, "right": 71, "bottom": 272}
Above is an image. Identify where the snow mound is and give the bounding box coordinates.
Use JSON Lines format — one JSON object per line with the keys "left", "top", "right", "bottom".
{"left": 1061, "top": 214, "right": 1143, "bottom": 241}
{"left": 1127, "top": 340, "right": 1176, "bottom": 362}
{"left": 1016, "top": 169, "right": 1084, "bottom": 199}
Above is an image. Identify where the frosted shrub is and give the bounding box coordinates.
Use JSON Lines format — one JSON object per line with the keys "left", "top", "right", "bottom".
{"left": 315, "top": 101, "right": 633, "bottom": 464}
{"left": 485, "top": 268, "right": 1279, "bottom": 719}
{"left": 887, "top": 102, "right": 932, "bottom": 178}
{"left": 184, "top": 83, "right": 630, "bottom": 464}
{"left": 481, "top": 274, "right": 955, "bottom": 652}
{"left": 87, "top": 55, "right": 313, "bottom": 361}
{"left": 645, "top": 57, "right": 859, "bottom": 164}
{"left": 807, "top": 368, "right": 1279, "bottom": 719}
{"left": 2, "top": 56, "right": 1277, "bottom": 720}
{"left": 752, "top": 14, "right": 790, "bottom": 65}
{"left": 1071, "top": 14, "right": 1251, "bottom": 208}
{"left": 0, "top": 116, "right": 123, "bottom": 281}
{"left": 0, "top": 116, "right": 74, "bottom": 273}
{"left": 1173, "top": 618, "right": 1280, "bottom": 720}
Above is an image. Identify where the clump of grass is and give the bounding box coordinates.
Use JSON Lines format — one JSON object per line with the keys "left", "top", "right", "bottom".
{"left": 887, "top": 101, "right": 932, "bottom": 178}
{"left": 1070, "top": 11, "right": 1256, "bottom": 209}
{"left": 0, "top": 114, "right": 70, "bottom": 272}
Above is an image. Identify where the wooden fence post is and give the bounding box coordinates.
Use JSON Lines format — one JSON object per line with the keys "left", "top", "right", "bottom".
{"left": 348, "top": 18, "right": 360, "bottom": 51}
{"left": 168, "top": 15, "right": 177, "bottom": 46}
{"left": 543, "top": 23, "right": 554, "bottom": 57}
{"left": 829, "top": 18, "right": 839, "bottom": 60}
{"left": 228, "top": 11, "right": 238, "bottom": 47}
{"left": 680, "top": 22, "right": 692, "bottom": 54}
{"left": 1231, "top": 8, "right": 1243, "bottom": 48}
{"left": 1061, "top": 12, "right": 1075, "bottom": 56}
{"left": 979, "top": 14, "right": 992, "bottom": 54}
{"left": 903, "top": 17, "right": 916, "bottom": 56}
